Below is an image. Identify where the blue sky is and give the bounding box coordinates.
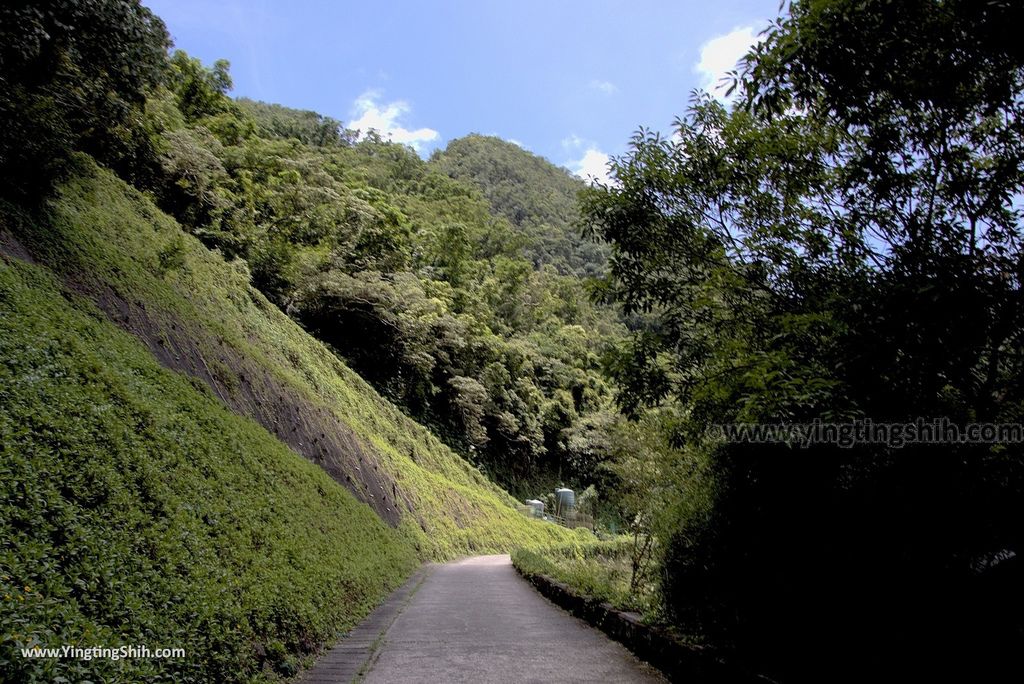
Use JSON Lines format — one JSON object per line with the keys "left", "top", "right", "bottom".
{"left": 144, "top": 0, "right": 778, "bottom": 182}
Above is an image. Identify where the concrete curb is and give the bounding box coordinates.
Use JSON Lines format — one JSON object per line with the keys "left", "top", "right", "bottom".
{"left": 298, "top": 565, "right": 433, "bottom": 684}
{"left": 513, "top": 567, "right": 771, "bottom": 684}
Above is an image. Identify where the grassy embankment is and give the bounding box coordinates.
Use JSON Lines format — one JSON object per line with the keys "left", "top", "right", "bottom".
{"left": 0, "top": 157, "right": 577, "bottom": 682}
{"left": 511, "top": 538, "right": 660, "bottom": 619}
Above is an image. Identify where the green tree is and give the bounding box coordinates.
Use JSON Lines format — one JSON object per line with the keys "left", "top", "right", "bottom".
{"left": 0, "top": 0, "right": 170, "bottom": 194}
{"left": 581, "top": 1, "right": 1024, "bottom": 679}
{"left": 168, "top": 51, "right": 233, "bottom": 122}
{"left": 607, "top": 427, "right": 660, "bottom": 596}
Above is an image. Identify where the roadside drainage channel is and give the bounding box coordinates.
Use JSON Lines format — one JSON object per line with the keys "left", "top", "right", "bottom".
{"left": 514, "top": 568, "right": 773, "bottom": 684}
{"left": 299, "top": 565, "right": 433, "bottom": 684}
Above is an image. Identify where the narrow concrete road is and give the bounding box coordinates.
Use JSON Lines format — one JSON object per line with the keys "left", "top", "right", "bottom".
{"left": 359, "top": 555, "right": 663, "bottom": 683}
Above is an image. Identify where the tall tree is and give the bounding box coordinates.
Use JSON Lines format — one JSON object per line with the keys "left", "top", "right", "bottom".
{"left": 0, "top": 0, "right": 170, "bottom": 194}
{"left": 581, "top": 1, "right": 1024, "bottom": 679}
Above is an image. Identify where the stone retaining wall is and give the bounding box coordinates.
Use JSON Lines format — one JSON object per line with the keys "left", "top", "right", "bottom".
{"left": 514, "top": 567, "right": 772, "bottom": 683}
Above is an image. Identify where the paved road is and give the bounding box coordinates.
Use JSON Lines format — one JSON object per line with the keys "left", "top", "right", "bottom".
{"left": 359, "top": 555, "right": 663, "bottom": 683}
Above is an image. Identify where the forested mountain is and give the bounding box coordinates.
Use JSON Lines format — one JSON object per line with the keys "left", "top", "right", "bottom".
{"left": 0, "top": 0, "right": 625, "bottom": 505}
{"left": 131, "top": 66, "right": 629, "bottom": 497}
{"left": 431, "top": 134, "right": 610, "bottom": 277}
{"left": 0, "top": 5, "right": 629, "bottom": 503}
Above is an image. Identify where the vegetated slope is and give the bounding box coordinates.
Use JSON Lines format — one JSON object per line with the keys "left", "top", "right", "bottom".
{"left": 430, "top": 134, "right": 610, "bottom": 277}
{"left": 0, "top": 157, "right": 576, "bottom": 682}
{"left": 0, "top": 250, "right": 416, "bottom": 683}
{"left": 145, "top": 69, "right": 625, "bottom": 499}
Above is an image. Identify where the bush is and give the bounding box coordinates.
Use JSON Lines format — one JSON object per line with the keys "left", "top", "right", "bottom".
{"left": 512, "top": 537, "right": 658, "bottom": 616}
{"left": 0, "top": 0, "right": 169, "bottom": 196}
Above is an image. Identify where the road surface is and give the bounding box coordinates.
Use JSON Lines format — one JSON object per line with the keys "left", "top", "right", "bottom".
{"left": 304, "top": 554, "right": 663, "bottom": 683}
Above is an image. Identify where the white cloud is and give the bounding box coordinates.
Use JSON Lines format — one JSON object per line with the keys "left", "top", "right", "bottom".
{"left": 508, "top": 138, "right": 525, "bottom": 148}
{"left": 589, "top": 79, "right": 618, "bottom": 95}
{"left": 561, "top": 134, "right": 585, "bottom": 150}
{"left": 562, "top": 134, "right": 612, "bottom": 185}
{"left": 694, "top": 26, "right": 758, "bottom": 100}
{"left": 349, "top": 90, "right": 439, "bottom": 152}
{"left": 567, "top": 147, "right": 613, "bottom": 186}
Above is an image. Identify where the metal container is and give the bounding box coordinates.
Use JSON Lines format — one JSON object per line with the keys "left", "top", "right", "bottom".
{"left": 554, "top": 488, "right": 575, "bottom": 515}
